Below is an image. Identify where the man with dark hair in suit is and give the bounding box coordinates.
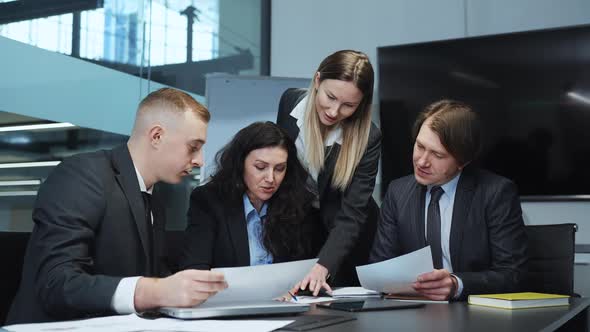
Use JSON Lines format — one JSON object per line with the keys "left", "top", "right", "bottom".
{"left": 7, "top": 88, "right": 228, "bottom": 324}
{"left": 370, "top": 99, "right": 527, "bottom": 301}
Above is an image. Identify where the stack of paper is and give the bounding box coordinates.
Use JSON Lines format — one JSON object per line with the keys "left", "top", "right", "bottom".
{"left": 291, "top": 296, "right": 334, "bottom": 304}
{"left": 384, "top": 293, "right": 448, "bottom": 304}
{"left": 331, "top": 287, "right": 380, "bottom": 298}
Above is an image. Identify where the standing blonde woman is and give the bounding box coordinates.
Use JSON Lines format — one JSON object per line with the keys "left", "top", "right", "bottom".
{"left": 277, "top": 50, "right": 381, "bottom": 295}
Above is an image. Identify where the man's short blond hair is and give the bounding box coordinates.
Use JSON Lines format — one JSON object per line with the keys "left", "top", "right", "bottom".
{"left": 137, "top": 88, "right": 210, "bottom": 122}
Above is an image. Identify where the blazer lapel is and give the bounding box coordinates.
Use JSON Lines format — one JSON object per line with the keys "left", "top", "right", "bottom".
{"left": 449, "top": 170, "right": 476, "bottom": 269}
{"left": 279, "top": 88, "right": 307, "bottom": 142}
{"left": 415, "top": 183, "right": 427, "bottom": 247}
{"left": 283, "top": 111, "right": 300, "bottom": 142}
{"left": 111, "top": 145, "right": 151, "bottom": 265}
{"left": 224, "top": 198, "right": 251, "bottom": 266}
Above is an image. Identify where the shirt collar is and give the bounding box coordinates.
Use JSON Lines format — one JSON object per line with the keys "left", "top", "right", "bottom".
{"left": 242, "top": 193, "right": 268, "bottom": 219}
{"left": 428, "top": 171, "right": 461, "bottom": 198}
{"left": 290, "top": 95, "right": 307, "bottom": 128}
{"left": 134, "top": 166, "right": 153, "bottom": 194}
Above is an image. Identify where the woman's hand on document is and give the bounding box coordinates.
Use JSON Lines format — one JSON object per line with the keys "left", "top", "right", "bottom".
{"left": 292, "top": 263, "right": 333, "bottom": 297}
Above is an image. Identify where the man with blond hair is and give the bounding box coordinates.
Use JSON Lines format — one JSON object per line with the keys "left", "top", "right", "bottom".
{"left": 7, "top": 88, "right": 227, "bottom": 324}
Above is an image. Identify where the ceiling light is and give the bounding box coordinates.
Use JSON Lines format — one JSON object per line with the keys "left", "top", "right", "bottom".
{"left": 0, "top": 191, "right": 37, "bottom": 197}
{"left": 0, "top": 122, "right": 76, "bottom": 133}
{"left": 567, "top": 91, "right": 590, "bottom": 105}
{"left": 0, "top": 180, "right": 41, "bottom": 186}
{"left": 0, "top": 161, "right": 60, "bottom": 169}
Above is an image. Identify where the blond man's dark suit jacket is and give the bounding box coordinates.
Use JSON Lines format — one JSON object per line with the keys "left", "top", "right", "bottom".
{"left": 277, "top": 88, "right": 381, "bottom": 285}
{"left": 370, "top": 168, "right": 528, "bottom": 300}
{"left": 7, "top": 145, "right": 169, "bottom": 324}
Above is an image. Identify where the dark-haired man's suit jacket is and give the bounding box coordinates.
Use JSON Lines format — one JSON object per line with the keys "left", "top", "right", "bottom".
{"left": 7, "top": 145, "right": 169, "bottom": 324}
{"left": 277, "top": 88, "right": 381, "bottom": 286}
{"left": 370, "top": 168, "right": 527, "bottom": 300}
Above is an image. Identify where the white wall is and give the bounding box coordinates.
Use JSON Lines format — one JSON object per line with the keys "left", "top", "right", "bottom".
{"left": 271, "top": 0, "right": 590, "bottom": 295}
{"left": 466, "top": 0, "right": 590, "bottom": 36}
{"left": 272, "top": 0, "right": 590, "bottom": 78}
{"left": 203, "top": 75, "right": 308, "bottom": 178}
{"left": 271, "top": 0, "right": 465, "bottom": 79}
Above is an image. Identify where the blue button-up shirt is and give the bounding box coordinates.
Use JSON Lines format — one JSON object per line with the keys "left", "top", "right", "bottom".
{"left": 243, "top": 194, "right": 273, "bottom": 266}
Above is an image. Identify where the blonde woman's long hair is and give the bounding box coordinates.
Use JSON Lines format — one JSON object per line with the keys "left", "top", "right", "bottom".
{"left": 303, "top": 50, "right": 374, "bottom": 191}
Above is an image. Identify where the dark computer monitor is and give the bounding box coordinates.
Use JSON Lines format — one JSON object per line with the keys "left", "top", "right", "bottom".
{"left": 378, "top": 24, "right": 590, "bottom": 199}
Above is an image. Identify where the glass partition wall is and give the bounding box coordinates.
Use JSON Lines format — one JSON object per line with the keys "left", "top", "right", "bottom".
{"left": 0, "top": 0, "right": 268, "bottom": 231}
{"left": 0, "top": 111, "right": 128, "bottom": 231}
{"left": 0, "top": 0, "right": 268, "bottom": 95}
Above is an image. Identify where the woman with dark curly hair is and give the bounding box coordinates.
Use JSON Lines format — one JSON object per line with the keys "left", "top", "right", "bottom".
{"left": 179, "top": 121, "right": 321, "bottom": 270}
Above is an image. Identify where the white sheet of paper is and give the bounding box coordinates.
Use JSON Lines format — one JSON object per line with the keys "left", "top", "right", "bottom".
{"left": 290, "top": 296, "right": 333, "bottom": 304}
{"left": 135, "top": 317, "right": 293, "bottom": 332}
{"left": 356, "top": 246, "right": 434, "bottom": 294}
{"left": 204, "top": 258, "right": 317, "bottom": 306}
{"left": 3, "top": 314, "right": 293, "bottom": 332}
{"left": 331, "top": 287, "right": 380, "bottom": 297}
{"left": 3, "top": 314, "right": 144, "bottom": 332}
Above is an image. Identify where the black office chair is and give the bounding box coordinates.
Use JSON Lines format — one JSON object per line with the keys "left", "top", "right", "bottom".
{"left": 0, "top": 232, "right": 30, "bottom": 325}
{"left": 524, "top": 223, "right": 577, "bottom": 296}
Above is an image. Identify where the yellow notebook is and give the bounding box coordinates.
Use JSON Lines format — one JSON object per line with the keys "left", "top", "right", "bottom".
{"left": 468, "top": 292, "right": 569, "bottom": 309}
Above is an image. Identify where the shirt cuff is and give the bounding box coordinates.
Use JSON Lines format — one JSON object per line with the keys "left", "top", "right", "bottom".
{"left": 111, "top": 276, "right": 141, "bottom": 314}
{"left": 451, "top": 274, "right": 464, "bottom": 299}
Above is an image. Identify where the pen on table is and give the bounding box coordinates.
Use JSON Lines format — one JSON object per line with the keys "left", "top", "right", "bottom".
{"left": 288, "top": 291, "right": 298, "bottom": 302}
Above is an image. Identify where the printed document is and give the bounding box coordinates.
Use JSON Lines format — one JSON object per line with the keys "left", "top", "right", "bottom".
{"left": 205, "top": 258, "right": 318, "bottom": 306}
{"left": 356, "top": 246, "right": 434, "bottom": 294}
{"left": 3, "top": 314, "right": 292, "bottom": 332}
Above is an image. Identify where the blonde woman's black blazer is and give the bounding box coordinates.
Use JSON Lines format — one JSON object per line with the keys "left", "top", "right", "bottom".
{"left": 277, "top": 88, "right": 381, "bottom": 285}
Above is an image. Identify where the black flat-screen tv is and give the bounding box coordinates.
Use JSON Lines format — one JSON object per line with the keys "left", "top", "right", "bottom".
{"left": 378, "top": 24, "right": 590, "bottom": 200}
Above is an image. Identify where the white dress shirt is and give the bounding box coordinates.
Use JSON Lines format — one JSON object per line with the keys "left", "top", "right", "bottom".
{"left": 290, "top": 96, "right": 342, "bottom": 206}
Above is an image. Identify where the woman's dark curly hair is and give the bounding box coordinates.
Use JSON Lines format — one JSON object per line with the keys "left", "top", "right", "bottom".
{"left": 208, "top": 121, "right": 317, "bottom": 260}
